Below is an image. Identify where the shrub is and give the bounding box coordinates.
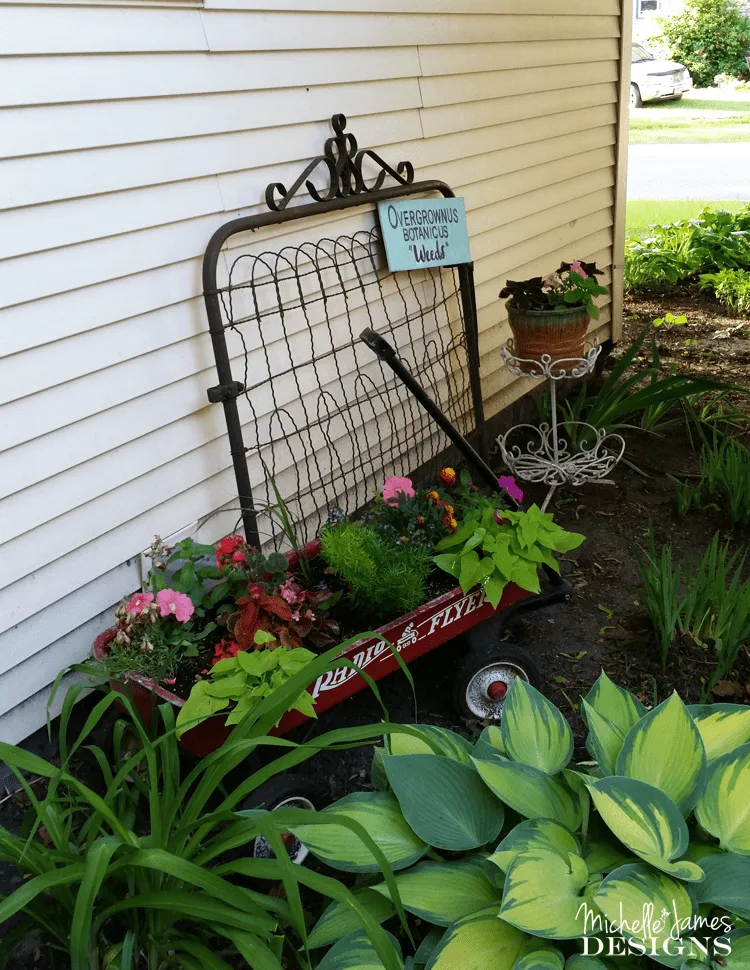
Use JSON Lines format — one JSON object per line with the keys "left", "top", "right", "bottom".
{"left": 320, "top": 520, "right": 432, "bottom": 621}
{"left": 700, "top": 268, "right": 750, "bottom": 315}
{"left": 299, "top": 675, "right": 750, "bottom": 967}
{"left": 637, "top": 527, "right": 750, "bottom": 689}
{"left": 658, "top": 0, "right": 750, "bottom": 87}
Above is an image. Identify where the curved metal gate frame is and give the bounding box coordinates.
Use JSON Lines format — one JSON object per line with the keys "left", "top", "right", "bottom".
{"left": 201, "top": 113, "right": 486, "bottom": 548}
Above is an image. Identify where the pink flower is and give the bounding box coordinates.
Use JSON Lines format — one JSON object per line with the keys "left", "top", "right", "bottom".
{"left": 279, "top": 578, "right": 306, "bottom": 606}
{"left": 382, "top": 476, "right": 416, "bottom": 507}
{"left": 569, "top": 260, "right": 588, "bottom": 279}
{"left": 156, "top": 588, "right": 194, "bottom": 623}
{"left": 498, "top": 476, "right": 524, "bottom": 504}
{"left": 164, "top": 677, "right": 176, "bottom": 685}
{"left": 126, "top": 592, "right": 154, "bottom": 615}
{"left": 231, "top": 550, "right": 246, "bottom": 565}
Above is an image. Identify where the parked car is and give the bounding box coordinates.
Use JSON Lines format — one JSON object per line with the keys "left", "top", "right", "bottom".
{"left": 630, "top": 43, "right": 693, "bottom": 107}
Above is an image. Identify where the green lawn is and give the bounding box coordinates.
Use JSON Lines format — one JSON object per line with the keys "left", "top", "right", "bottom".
{"left": 630, "top": 87, "right": 750, "bottom": 144}
{"left": 626, "top": 199, "right": 746, "bottom": 237}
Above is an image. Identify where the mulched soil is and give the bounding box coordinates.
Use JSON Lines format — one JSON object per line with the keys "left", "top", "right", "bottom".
{"left": 2, "top": 281, "right": 749, "bottom": 969}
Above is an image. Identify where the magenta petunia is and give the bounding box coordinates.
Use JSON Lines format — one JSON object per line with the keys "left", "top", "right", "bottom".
{"left": 382, "top": 475, "right": 416, "bottom": 507}
{"left": 156, "top": 588, "right": 195, "bottom": 623}
{"left": 126, "top": 592, "right": 154, "bottom": 615}
{"left": 568, "top": 260, "right": 588, "bottom": 279}
{"left": 498, "top": 475, "right": 524, "bottom": 504}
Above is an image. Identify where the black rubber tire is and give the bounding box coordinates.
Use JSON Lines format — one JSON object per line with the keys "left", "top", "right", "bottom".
{"left": 453, "top": 642, "right": 541, "bottom": 722}
{"left": 630, "top": 83, "right": 643, "bottom": 108}
{"left": 240, "top": 773, "right": 326, "bottom": 866}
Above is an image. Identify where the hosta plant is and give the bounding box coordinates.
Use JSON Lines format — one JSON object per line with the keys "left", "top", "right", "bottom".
{"left": 299, "top": 675, "right": 750, "bottom": 970}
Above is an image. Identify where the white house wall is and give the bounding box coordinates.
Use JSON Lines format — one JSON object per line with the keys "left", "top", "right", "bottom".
{"left": 0, "top": 0, "right": 624, "bottom": 742}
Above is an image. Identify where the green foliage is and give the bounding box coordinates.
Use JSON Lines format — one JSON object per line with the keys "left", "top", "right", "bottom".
{"left": 678, "top": 434, "right": 750, "bottom": 524}
{"left": 306, "top": 676, "right": 750, "bottom": 968}
{"left": 432, "top": 504, "right": 584, "bottom": 608}
{"left": 624, "top": 204, "right": 750, "bottom": 292}
{"left": 700, "top": 268, "right": 750, "bottom": 315}
{"left": 320, "top": 520, "right": 432, "bottom": 622}
{"left": 637, "top": 528, "right": 750, "bottom": 691}
{"left": 0, "top": 635, "right": 421, "bottom": 970}
{"left": 177, "top": 636, "right": 318, "bottom": 736}
{"left": 658, "top": 0, "right": 750, "bottom": 88}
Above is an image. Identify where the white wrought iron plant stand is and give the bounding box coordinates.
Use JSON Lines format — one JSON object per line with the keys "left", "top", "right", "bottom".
{"left": 496, "top": 341, "right": 625, "bottom": 512}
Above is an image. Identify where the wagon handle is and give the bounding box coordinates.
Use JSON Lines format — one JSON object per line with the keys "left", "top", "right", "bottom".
{"left": 359, "top": 327, "right": 500, "bottom": 493}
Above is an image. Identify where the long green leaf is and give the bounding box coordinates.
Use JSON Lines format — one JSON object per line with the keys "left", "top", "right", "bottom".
{"left": 70, "top": 840, "right": 120, "bottom": 970}
{"left": 0, "top": 864, "right": 84, "bottom": 924}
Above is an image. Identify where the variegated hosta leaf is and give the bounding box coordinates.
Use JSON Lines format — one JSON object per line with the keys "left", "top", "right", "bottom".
{"left": 581, "top": 699, "right": 625, "bottom": 776}
{"left": 583, "top": 671, "right": 646, "bottom": 736}
{"left": 593, "top": 863, "right": 693, "bottom": 959}
{"left": 426, "top": 908, "right": 528, "bottom": 970}
{"left": 290, "top": 791, "right": 426, "bottom": 873}
{"left": 501, "top": 679, "right": 573, "bottom": 776}
{"left": 316, "top": 929, "right": 402, "bottom": 970}
{"left": 474, "top": 725, "right": 505, "bottom": 761}
{"left": 585, "top": 777, "right": 704, "bottom": 881}
{"left": 687, "top": 704, "right": 750, "bottom": 762}
{"left": 563, "top": 957, "right": 610, "bottom": 970}
{"left": 583, "top": 840, "right": 634, "bottom": 875}
{"left": 413, "top": 927, "right": 444, "bottom": 967}
{"left": 386, "top": 726, "right": 472, "bottom": 763}
{"left": 723, "top": 929, "right": 750, "bottom": 970}
{"left": 472, "top": 757, "right": 581, "bottom": 831}
{"left": 489, "top": 819, "right": 579, "bottom": 874}
{"left": 384, "top": 754, "right": 504, "bottom": 851}
{"left": 513, "top": 945, "right": 565, "bottom": 970}
{"left": 695, "top": 742, "right": 750, "bottom": 855}
{"left": 500, "top": 845, "right": 589, "bottom": 939}
{"left": 616, "top": 693, "right": 707, "bottom": 815}
{"left": 371, "top": 858, "right": 501, "bottom": 926}
{"left": 308, "top": 889, "right": 395, "bottom": 949}
{"left": 694, "top": 853, "right": 750, "bottom": 920}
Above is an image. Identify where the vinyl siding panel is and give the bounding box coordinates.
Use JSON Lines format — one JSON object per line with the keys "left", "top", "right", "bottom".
{"left": 0, "top": 0, "right": 626, "bottom": 742}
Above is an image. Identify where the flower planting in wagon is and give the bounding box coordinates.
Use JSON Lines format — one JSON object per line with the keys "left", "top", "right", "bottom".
{"left": 91, "top": 469, "right": 584, "bottom": 738}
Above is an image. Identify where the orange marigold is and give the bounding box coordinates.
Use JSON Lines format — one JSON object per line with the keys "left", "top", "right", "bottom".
{"left": 425, "top": 490, "right": 440, "bottom": 503}
{"left": 438, "top": 467, "right": 457, "bottom": 486}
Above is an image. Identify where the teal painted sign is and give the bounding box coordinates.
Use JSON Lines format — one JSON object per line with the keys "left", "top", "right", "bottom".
{"left": 377, "top": 197, "right": 471, "bottom": 272}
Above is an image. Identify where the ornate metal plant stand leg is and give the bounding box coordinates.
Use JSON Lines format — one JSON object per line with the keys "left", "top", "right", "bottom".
{"left": 496, "top": 341, "right": 625, "bottom": 512}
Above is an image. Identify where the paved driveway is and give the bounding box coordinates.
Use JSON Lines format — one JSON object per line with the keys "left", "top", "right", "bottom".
{"left": 628, "top": 143, "right": 750, "bottom": 200}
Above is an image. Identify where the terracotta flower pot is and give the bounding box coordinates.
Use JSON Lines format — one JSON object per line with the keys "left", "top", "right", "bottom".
{"left": 506, "top": 303, "right": 590, "bottom": 371}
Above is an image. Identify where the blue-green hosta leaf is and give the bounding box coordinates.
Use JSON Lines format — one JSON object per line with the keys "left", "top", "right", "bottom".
{"left": 316, "top": 929, "right": 402, "bottom": 970}
{"left": 308, "top": 889, "right": 395, "bottom": 949}
{"left": 687, "top": 704, "right": 750, "bottom": 762}
{"left": 384, "top": 754, "right": 504, "bottom": 851}
{"left": 585, "top": 777, "right": 704, "bottom": 881}
{"left": 581, "top": 700, "right": 625, "bottom": 776}
{"left": 616, "top": 693, "right": 707, "bottom": 815}
{"left": 489, "top": 819, "right": 579, "bottom": 874}
{"left": 500, "top": 846, "right": 589, "bottom": 939}
{"left": 386, "top": 726, "right": 472, "bottom": 763}
{"left": 474, "top": 725, "right": 505, "bottom": 760}
{"left": 564, "top": 957, "right": 610, "bottom": 970}
{"left": 594, "top": 864, "right": 693, "bottom": 963}
{"left": 723, "top": 929, "right": 750, "bottom": 970}
{"left": 583, "top": 840, "right": 634, "bottom": 875}
{"left": 413, "top": 927, "right": 444, "bottom": 967}
{"left": 695, "top": 743, "right": 750, "bottom": 855}
{"left": 290, "top": 791, "right": 426, "bottom": 873}
{"left": 371, "top": 858, "right": 501, "bottom": 926}
{"left": 693, "top": 853, "right": 750, "bottom": 920}
{"left": 583, "top": 672, "right": 646, "bottom": 736}
{"left": 473, "top": 757, "right": 581, "bottom": 830}
{"left": 426, "top": 908, "right": 528, "bottom": 970}
{"left": 501, "top": 679, "right": 573, "bottom": 776}
{"left": 514, "top": 946, "right": 565, "bottom": 970}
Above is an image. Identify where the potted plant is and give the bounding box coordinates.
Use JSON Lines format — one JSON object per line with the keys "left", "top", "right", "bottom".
{"left": 499, "top": 259, "right": 608, "bottom": 365}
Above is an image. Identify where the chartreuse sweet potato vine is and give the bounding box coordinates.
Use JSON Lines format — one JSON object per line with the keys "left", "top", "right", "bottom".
{"left": 433, "top": 503, "right": 584, "bottom": 607}
{"left": 295, "top": 675, "right": 750, "bottom": 969}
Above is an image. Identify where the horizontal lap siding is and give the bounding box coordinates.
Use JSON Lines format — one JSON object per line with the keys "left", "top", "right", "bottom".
{"left": 0, "top": 1, "right": 624, "bottom": 741}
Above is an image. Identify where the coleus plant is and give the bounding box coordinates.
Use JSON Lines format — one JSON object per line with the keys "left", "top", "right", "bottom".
{"left": 294, "top": 675, "right": 750, "bottom": 970}
{"left": 432, "top": 503, "right": 584, "bottom": 607}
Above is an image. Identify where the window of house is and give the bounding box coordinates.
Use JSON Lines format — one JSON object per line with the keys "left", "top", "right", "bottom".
{"left": 637, "top": 0, "right": 660, "bottom": 16}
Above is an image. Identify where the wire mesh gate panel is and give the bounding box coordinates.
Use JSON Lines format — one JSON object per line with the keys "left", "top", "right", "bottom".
{"left": 202, "top": 114, "right": 486, "bottom": 549}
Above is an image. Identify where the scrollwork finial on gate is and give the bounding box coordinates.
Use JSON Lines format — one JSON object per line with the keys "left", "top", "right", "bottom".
{"left": 264, "top": 113, "right": 415, "bottom": 213}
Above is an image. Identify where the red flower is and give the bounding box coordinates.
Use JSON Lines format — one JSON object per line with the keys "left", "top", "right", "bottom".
{"left": 211, "top": 638, "right": 241, "bottom": 664}
{"left": 231, "top": 550, "right": 246, "bottom": 565}
{"left": 438, "top": 467, "right": 457, "bottom": 486}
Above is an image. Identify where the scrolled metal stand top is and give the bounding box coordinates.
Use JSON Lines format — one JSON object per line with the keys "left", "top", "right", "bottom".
{"left": 500, "top": 340, "right": 602, "bottom": 381}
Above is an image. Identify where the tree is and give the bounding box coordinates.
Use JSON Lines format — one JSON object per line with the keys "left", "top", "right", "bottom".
{"left": 658, "top": 0, "right": 750, "bottom": 87}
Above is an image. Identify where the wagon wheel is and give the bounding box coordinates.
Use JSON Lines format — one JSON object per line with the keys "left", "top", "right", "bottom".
{"left": 454, "top": 643, "right": 540, "bottom": 721}
{"left": 240, "top": 774, "right": 325, "bottom": 865}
